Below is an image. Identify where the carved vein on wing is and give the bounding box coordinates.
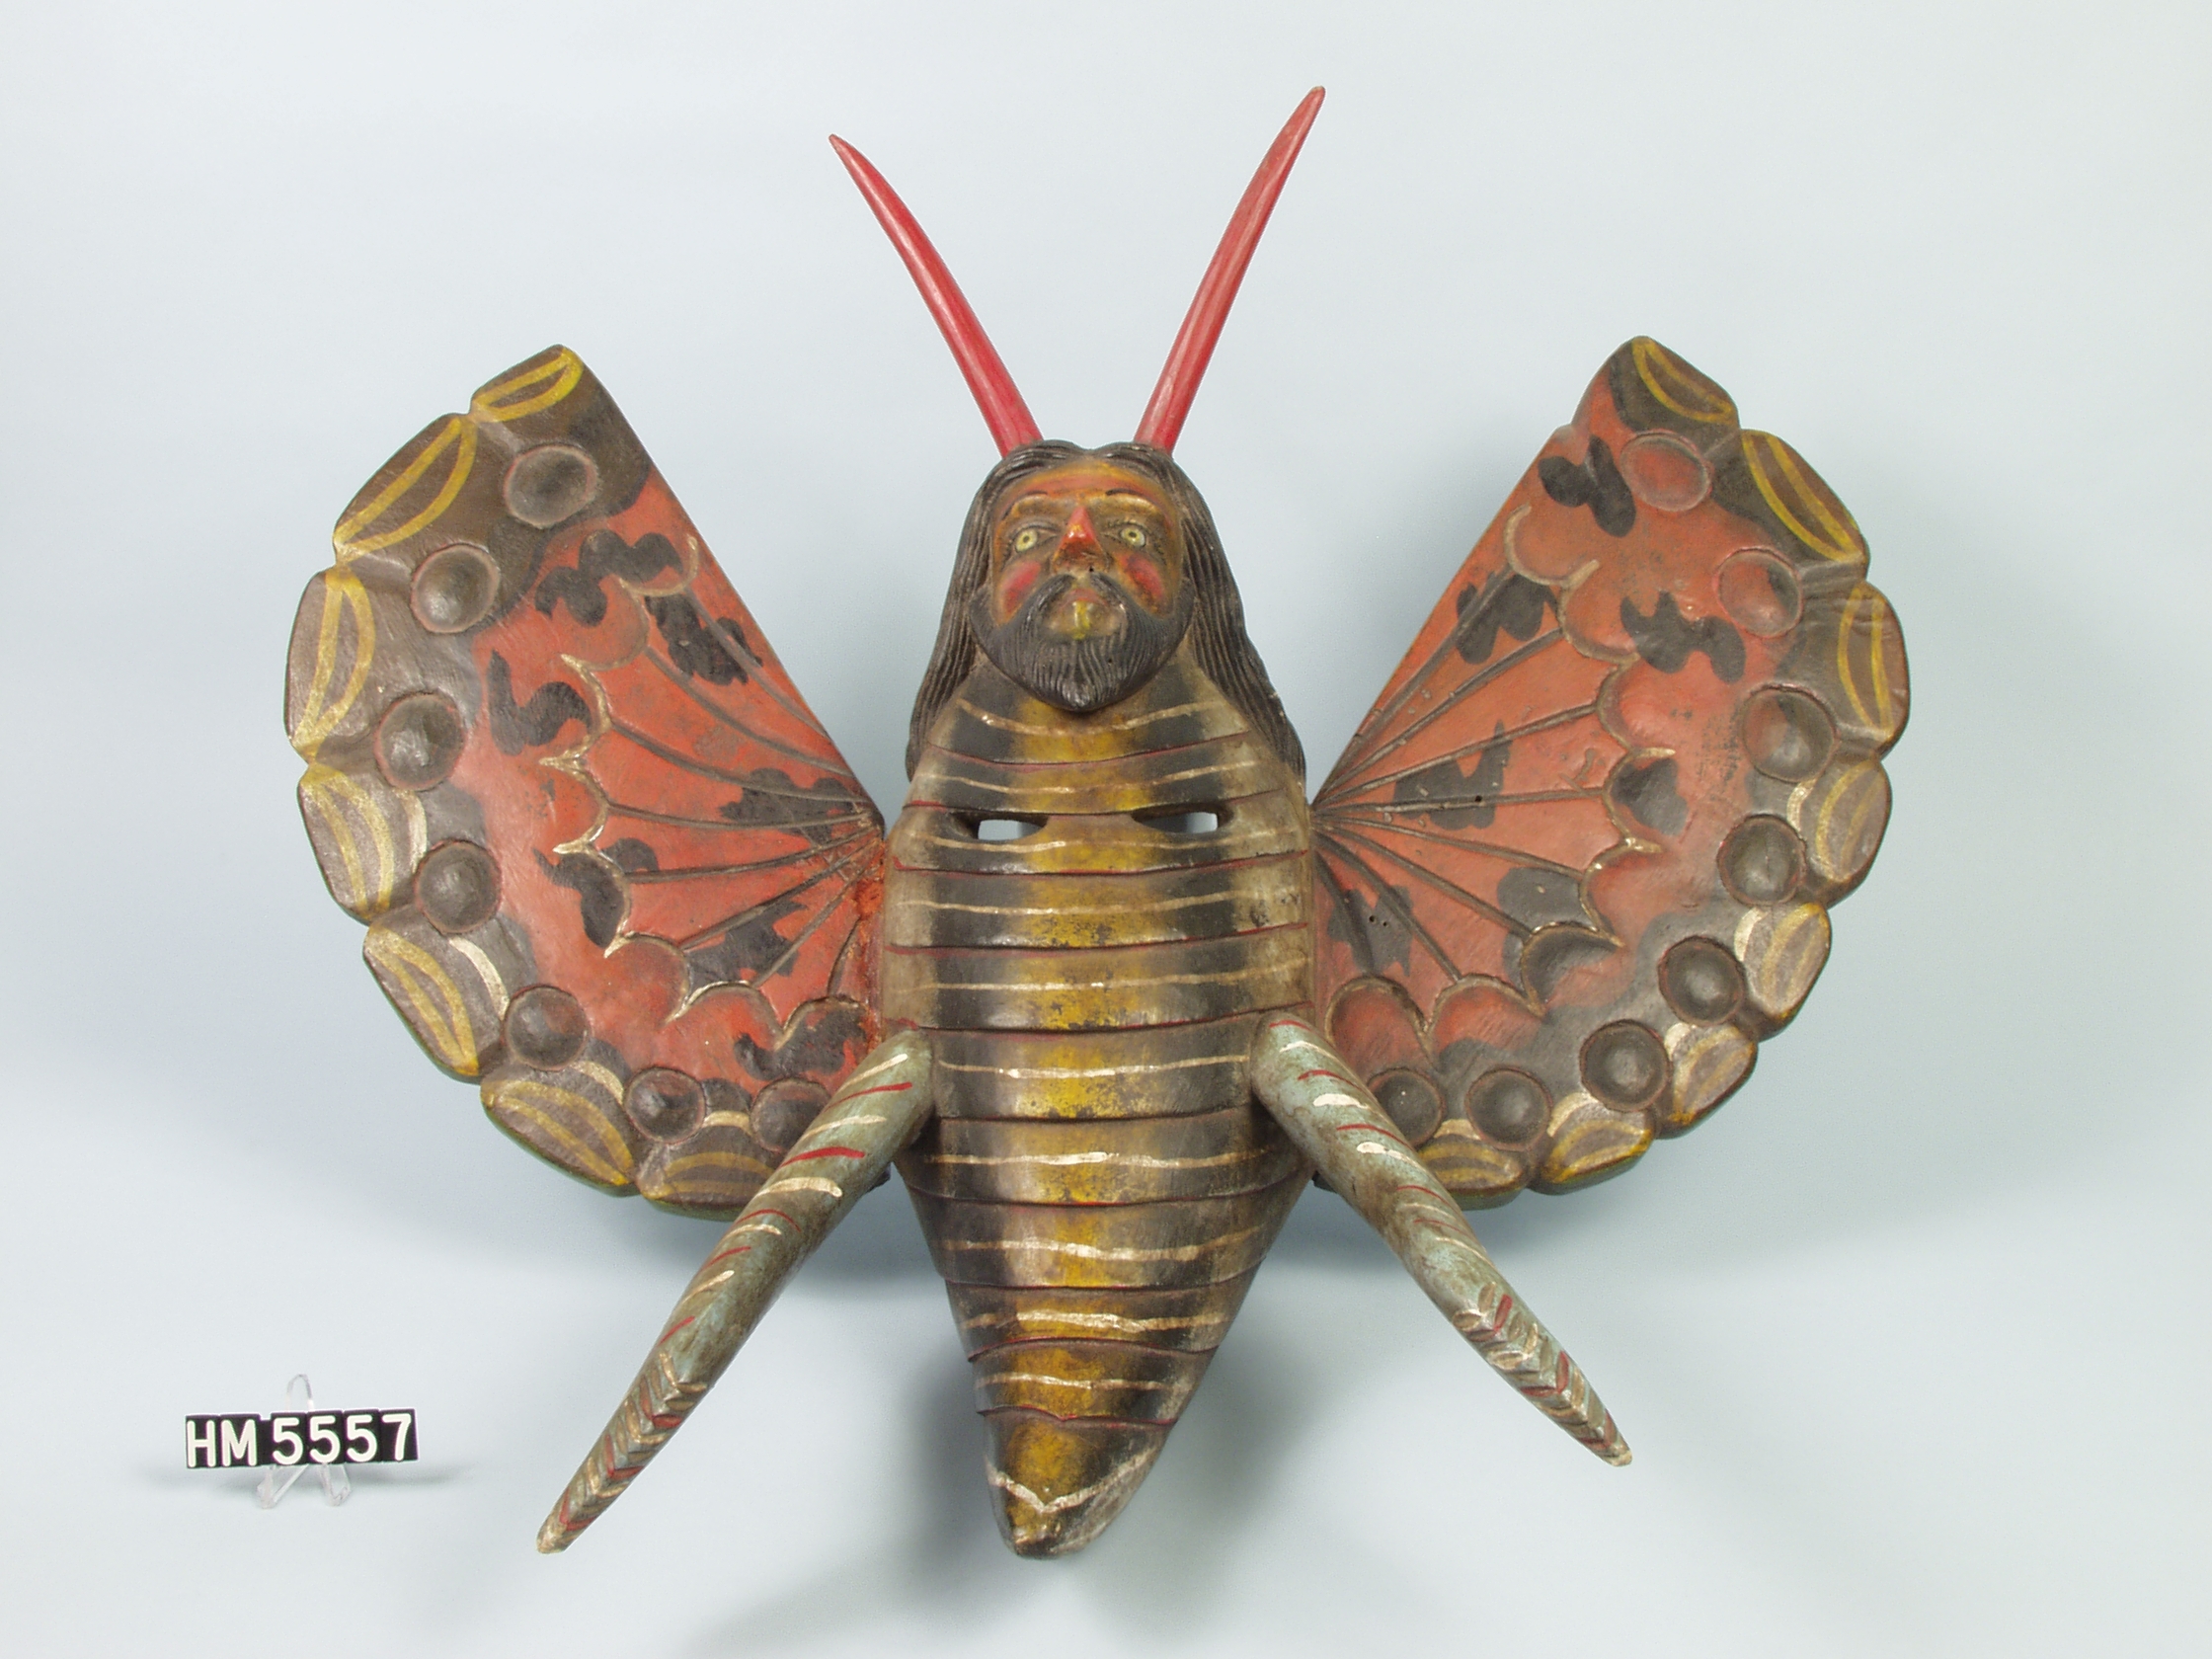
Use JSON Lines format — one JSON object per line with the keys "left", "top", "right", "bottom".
{"left": 646, "top": 600, "right": 842, "bottom": 751}
{"left": 1329, "top": 699, "right": 1601, "bottom": 800}
{"left": 636, "top": 649, "right": 861, "bottom": 782}
{"left": 1314, "top": 831, "right": 1462, "bottom": 980}
{"left": 600, "top": 719, "right": 874, "bottom": 810}
{"left": 1317, "top": 624, "right": 1565, "bottom": 802}
{"left": 1324, "top": 821, "right": 1526, "bottom": 936}
{"left": 668, "top": 838, "right": 878, "bottom": 952}
{"left": 1318, "top": 628, "right": 1565, "bottom": 800}
{"left": 1313, "top": 811, "right": 1586, "bottom": 876}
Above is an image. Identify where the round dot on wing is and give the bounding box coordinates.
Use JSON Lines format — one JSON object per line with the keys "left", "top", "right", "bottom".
{"left": 1580, "top": 1022, "right": 1669, "bottom": 1109}
{"left": 751, "top": 1078, "right": 830, "bottom": 1154}
{"left": 374, "top": 692, "right": 466, "bottom": 790}
{"left": 1370, "top": 1068, "right": 1444, "bottom": 1146}
{"left": 1742, "top": 686, "right": 1836, "bottom": 782}
{"left": 503, "top": 443, "right": 598, "bottom": 528}
{"left": 1660, "top": 936, "right": 1746, "bottom": 1024}
{"left": 625, "top": 1067, "right": 706, "bottom": 1144}
{"left": 505, "top": 985, "right": 589, "bottom": 1069}
{"left": 1715, "top": 548, "right": 1802, "bottom": 636}
{"left": 415, "top": 839, "right": 500, "bottom": 933}
{"left": 412, "top": 542, "right": 501, "bottom": 634}
{"left": 1618, "top": 431, "right": 1710, "bottom": 511}
{"left": 1719, "top": 815, "right": 1807, "bottom": 905}
{"left": 1462, "top": 1067, "right": 1550, "bottom": 1146}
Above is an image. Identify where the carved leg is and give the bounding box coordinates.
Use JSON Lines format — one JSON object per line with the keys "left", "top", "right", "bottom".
{"left": 1247, "top": 1016, "right": 1630, "bottom": 1465}
{"left": 537, "top": 1033, "right": 936, "bottom": 1551}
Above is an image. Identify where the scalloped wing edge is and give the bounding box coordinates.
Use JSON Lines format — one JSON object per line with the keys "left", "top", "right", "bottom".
{"left": 284, "top": 348, "right": 886, "bottom": 1218}
{"left": 1314, "top": 338, "right": 1907, "bottom": 1206}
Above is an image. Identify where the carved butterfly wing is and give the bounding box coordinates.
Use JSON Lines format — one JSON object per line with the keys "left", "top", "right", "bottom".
{"left": 285, "top": 348, "right": 886, "bottom": 1218}
{"left": 1311, "top": 338, "right": 1907, "bottom": 1204}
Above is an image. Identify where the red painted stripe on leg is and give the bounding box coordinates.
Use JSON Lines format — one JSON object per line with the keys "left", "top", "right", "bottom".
{"left": 785, "top": 1145, "right": 866, "bottom": 1163}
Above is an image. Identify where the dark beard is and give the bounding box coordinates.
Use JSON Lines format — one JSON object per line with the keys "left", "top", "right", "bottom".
{"left": 975, "top": 573, "right": 1191, "bottom": 713}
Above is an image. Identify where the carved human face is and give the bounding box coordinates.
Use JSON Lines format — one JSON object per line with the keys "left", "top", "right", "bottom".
{"left": 973, "top": 459, "right": 1193, "bottom": 712}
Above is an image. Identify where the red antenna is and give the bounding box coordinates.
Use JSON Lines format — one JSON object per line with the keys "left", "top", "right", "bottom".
{"left": 830, "top": 135, "right": 1043, "bottom": 455}
{"left": 1135, "top": 88, "right": 1325, "bottom": 452}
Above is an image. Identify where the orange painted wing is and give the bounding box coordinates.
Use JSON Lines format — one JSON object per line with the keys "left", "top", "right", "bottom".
{"left": 1310, "top": 338, "right": 1906, "bottom": 1204}
{"left": 285, "top": 348, "right": 885, "bottom": 1217}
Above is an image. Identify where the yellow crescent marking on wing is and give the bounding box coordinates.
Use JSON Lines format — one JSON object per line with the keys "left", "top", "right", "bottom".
{"left": 1770, "top": 438, "right": 1859, "bottom": 554}
{"left": 659, "top": 1149, "right": 776, "bottom": 1183}
{"left": 1835, "top": 586, "right": 1869, "bottom": 725}
{"left": 574, "top": 1060, "right": 625, "bottom": 1099}
{"left": 290, "top": 571, "right": 375, "bottom": 760}
{"left": 1813, "top": 762, "right": 1883, "bottom": 875}
{"left": 471, "top": 349, "right": 584, "bottom": 423}
{"left": 1745, "top": 434, "right": 1856, "bottom": 562}
{"left": 364, "top": 928, "right": 477, "bottom": 1072}
{"left": 489, "top": 1081, "right": 629, "bottom": 1183}
{"left": 1631, "top": 339, "right": 1734, "bottom": 423}
{"left": 319, "top": 768, "right": 398, "bottom": 908}
{"left": 1741, "top": 903, "right": 1827, "bottom": 1009}
{"left": 1836, "top": 584, "right": 1897, "bottom": 732}
{"left": 402, "top": 790, "right": 428, "bottom": 868}
{"left": 334, "top": 418, "right": 479, "bottom": 557}
{"left": 446, "top": 936, "right": 511, "bottom": 1016}
{"left": 297, "top": 769, "right": 366, "bottom": 906}
{"left": 1544, "top": 1090, "right": 1598, "bottom": 1137}
{"left": 1871, "top": 592, "right": 1894, "bottom": 727}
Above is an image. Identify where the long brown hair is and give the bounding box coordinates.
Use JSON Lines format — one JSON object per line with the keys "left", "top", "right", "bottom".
{"left": 906, "top": 441, "right": 1304, "bottom": 785}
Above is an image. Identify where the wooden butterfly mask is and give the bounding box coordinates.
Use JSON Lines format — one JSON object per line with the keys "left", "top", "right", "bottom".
{"left": 284, "top": 90, "right": 1908, "bottom": 1557}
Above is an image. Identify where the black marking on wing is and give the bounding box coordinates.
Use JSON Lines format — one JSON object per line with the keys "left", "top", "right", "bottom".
{"left": 601, "top": 837, "right": 660, "bottom": 875}
{"left": 1538, "top": 436, "right": 1635, "bottom": 535}
{"left": 685, "top": 895, "right": 807, "bottom": 985}
{"left": 487, "top": 652, "right": 590, "bottom": 753}
{"left": 538, "top": 849, "right": 625, "bottom": 947}
{"left": 1322, "top": 868, "right": 1416, "bottom": 976}
{"left": 1453, "top": 571, "right": 1553, "bottom": 666}
{"left": 1610, "top": 755, "right": 1688, "bottom": 836}
{"left": 734, "top": 1002, "right": 869, "bottom": 1082}
{"left": 534, "top": 530, "right": 679, "bottom": 627}
{"left": 1389, "top": 724, "right": 1512, "bottom": 829}
{"left": 647, "top": 594, "right": 750, "bottom": 684}
{"left": 1515, "top": 924, "right": 1620, "bottom": 1004}
{"left": 1496, "top": 867, "right": 1587, "bottom": 929}
{"left": 717, "top": 768, "right": 871, "bottom": 847}
{"left": 1621, "top": 592, "right": 1745, "bottom": 681}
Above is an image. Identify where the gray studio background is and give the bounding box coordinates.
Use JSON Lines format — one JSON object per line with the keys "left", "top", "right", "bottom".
{"left": 3, "top": 3, "right": 2205, "bottom": 1655}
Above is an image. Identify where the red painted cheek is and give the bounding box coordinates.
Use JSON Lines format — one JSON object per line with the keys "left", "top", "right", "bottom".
{"left": 1118, "top": 553, "right": 1167, "bottom": 609}
{"left": 995, "top": 558, "right": 1043, "bottom": 618}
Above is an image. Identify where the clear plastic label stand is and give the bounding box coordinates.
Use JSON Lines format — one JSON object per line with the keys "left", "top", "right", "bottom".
{"left": 255, "top": 1375, "right": 352, "bottom": 1509}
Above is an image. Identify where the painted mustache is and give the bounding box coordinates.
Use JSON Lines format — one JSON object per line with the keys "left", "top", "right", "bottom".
{"left": 980, "top": 570, "right": 1189, "bottom": 713}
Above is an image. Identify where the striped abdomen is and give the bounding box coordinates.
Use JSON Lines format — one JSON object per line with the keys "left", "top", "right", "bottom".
{"left": 883, "top": 651, "right": 1312, "bottom": 1554}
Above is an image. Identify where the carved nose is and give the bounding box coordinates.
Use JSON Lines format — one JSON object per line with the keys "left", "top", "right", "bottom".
{"left": 1055, "top": 506, "right": 1102, "bottom": 566}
